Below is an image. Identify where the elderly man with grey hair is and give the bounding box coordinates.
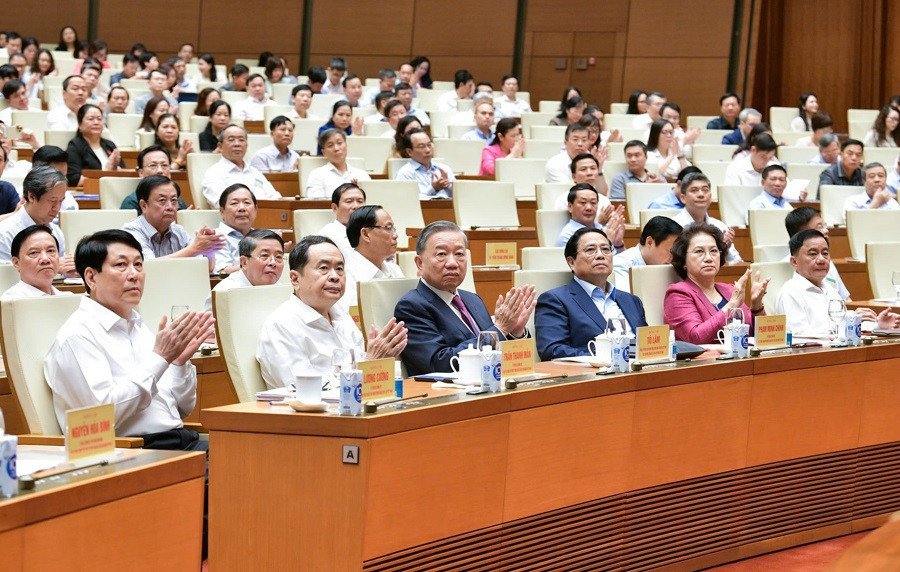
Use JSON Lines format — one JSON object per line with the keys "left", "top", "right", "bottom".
{"left": 200, "top": 124, "right": 282, "bottom": 208}
{"left": 0, "top": 165, "right": 76, "bottom": 274}
{"left": 203, "top": 228, "right": 286, "bottom": 312}
{"left": 811, "top": 133, "right": 840, "bottom": 165}
{"left": 722, "top": 108, "right": 763, "bottom": 145}
{"left": 394, "top": 220, "right": 537, "bottom": 376}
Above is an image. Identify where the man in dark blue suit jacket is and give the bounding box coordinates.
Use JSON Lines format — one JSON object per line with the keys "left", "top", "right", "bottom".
{"left": 535, "top": 227, "right": 648, "bottom": 361}
{"left": 394, "top": 221, "right": 536, "bottom": 376}
{"left": 721, "top": 108, "right": 762, "bottom": 145}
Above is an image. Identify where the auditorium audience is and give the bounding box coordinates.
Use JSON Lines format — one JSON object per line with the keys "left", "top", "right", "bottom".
{"left": 120, "top": 145, "right": 188, "bottom": 212}
{"left": 673, "top": 172, "right": 743, "bottom": 263}
{"left": 199, "top": 100, "right": 231, "bottom": 151}
{"left": 316, "top": 100, "right": 362, "bottom": 154}
{"left": 646, "top": 118, "right": 690, "bottom": 178}
{"left": 664, "top": 224, "right": 767, "bottom": 344}
{"left": 784, "top": 207, "right": 850, "bottom": 300}
{"left": 201, "top": 124, "right": 281, "bottom": 207}
{"left": 819, "top": 139, "right": 865, "bottom": 186}
{"left": 394, "top": 82, "right": 430, "bottom": 125}
{"left": 722, "top": 108, "right": 762, "bottom": 145}
{"left": 497, "top": 75, "right": 532, "bottom": 118}
{"left": 647, "top": 165, "right": 699, "bottom": 210}
{"left": 138, "top": 95, "right": 169, "bottom": 133}
{"left": 609, "top": 140, "right": 665, "bottom": 200}
{"left": 320, "top": 57, "right": 347, "bottom": 95}
{"left": 461, "top": 99, "right": 495, "bottom": 145}
{"left": 251, "top": 115, "right": 300, "bottom": 173}
{"left": 437, "top": 69, "right": 475, "bottom": 112}
{"left": 340, "top": 205, "right": 404, "bottom": 310}
{"left": 723, "top": 133, "right": 779, "bottom": 186}
{"left": 221, "top": 63, "right": 249, "bottom": 92}
{"left": 204, "top": 229, "right": 285, "bottom": 312}
{"left": 632, "top": 91, "right": 665, "bottom": 130}
{"left": 812, "top": 133, "right": 840, "bottom": 164}
{"left": 105, "top": 85, "right": 130, "bottom": 116}
{"left": 235, "top": 74, "right": 275, "bottom": 121}
{"left": 746, "top": 164, "right": 805, "bottom": 222}
{"left": 306, "top": 129, "right": 370, "bottom": 198}
{"left": 545, "top": 123, "right": 592, "bottom": 184}
{"left": 707, "top": 92, "right": 742, "bottom": 130}
{"left": 47, "top": 75, "right": 88, "bottom": 130}
{"left": 134, "top": 69, "right": 177, "bottom": 115}
{"left": 287, "top": 84, "right": 318, "bottom": 121}
{"left": 410, "top": 56, "right": 433, "bottom": 90}
{"left": 153, "top": 114, "right": 191, "bottom": 170}
{"left": 194, "top": 87, "right": 220, "bottom": 117}
{"left": 550, "top": 96, "right": 585, "bottom": 126}
{"left": 66, "top": 103, "right": 125, "bottom": 187}
{"left": 794, "top": 111, "right": 833, "bottom": 148}
{"left": 626, "top": 89, "right": 646, "bottom": 115}
{"left": 556, "top": 182, "right": 621, "bottom": 248}
{"left": 395, "top": 128, "right": 454, "bottom": 198}
{"left": 213, "top": 183, "right": 258, "bottom": 273}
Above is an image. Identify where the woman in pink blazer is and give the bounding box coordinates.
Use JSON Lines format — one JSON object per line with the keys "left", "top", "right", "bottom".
{"left": 664, "top": 224, "right": 769, "bottom": 344}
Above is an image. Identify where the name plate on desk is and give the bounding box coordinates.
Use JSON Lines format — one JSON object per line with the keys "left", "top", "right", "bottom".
{"left": 755, "top": 315, "right": 788, "bottom": 348}
{"left": 360, "top": 358, "right": 395, "bottom": 401}
{"left": 501, "top": 338, "right": 535, "bottom": 377}
{"left": 66, "top": 404, "right": 115, "bottom": 462}
{"left": 637, "top": 325, "right": 670, "bottom": 363}
{"left": 486, "top": 242, "right": 517, "bottom": 266}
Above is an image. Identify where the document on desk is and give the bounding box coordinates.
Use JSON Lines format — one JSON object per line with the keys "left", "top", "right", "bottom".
{"left": 16, "top": 447, "right": 66, "bottom": 476}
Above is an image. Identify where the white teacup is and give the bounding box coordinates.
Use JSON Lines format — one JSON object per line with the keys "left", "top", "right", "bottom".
{"left": 450, "top": 348, "right": 483, "bottom": 384}
{"left": 588, "top": 334, "right": 612, "bottom": 362}
{"left": 294, "top": 373, "right": 323, "bottom": 403}
{"left": 716, "top": 327, "right": 735, "bottom": 353}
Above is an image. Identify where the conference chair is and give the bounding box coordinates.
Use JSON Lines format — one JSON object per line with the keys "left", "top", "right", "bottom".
{"left": 538, "top": 100, "right": 558, "bottom": 113}
{"left": 177, "top": 101, "right": 197, "bottom": 131}
{"left": 309, "top": 94, "right": 344, "bottom": 118}
{"left": 297, "top": 156, "right": 366, "bottom": 193}
{"left": 495, "top": 158, "right": 546, "bottom": 199}
{"left": 189, "top": 115, "right": 210, "bottom": 133}
{"left": 625, "top": 183, "right": 671, "bottom": 224}
{"left": 177, "top": 209, "right": 223, "bottom": 235}
{"left": 245, "top": 133, "right": 271, "bottom": 159}
{"left": 396, "top": 250, "right": 476, "bottom": 292}
{"left": 606, "top": 142, "right": 625, "bottom": 162}
{"left": 43, "top": 129, "right": 77, "bottom": 149}
{"left": 363, "top": 122, "right": 393, "bottom": 138}
{"left": 846, "top": 210, "right": 900, "bottom": 260}
{"left": 535, "top": 209, "right": 571, "bottom": 247}
{"left": 137, "top": 130, "right": 200, "bottom": 153}
{"left": 686, "top": 115, "right": 717, "bottom": 129}
{"left": 513, "top": 269, "right": 572, "bottom": 351}
{"left": 519, "top": 112, "right": 556, "bottom": 137}
{"left": 752, "top": 244, "right": 789, "bottom": 263}
{"left": 695, "top": 130, "right": 736, "bottom": 145}
{"left": 352, "top": 107, "right": 376, "bottom": 122}
{"left": 0, "top": 296, "right": 143, "bottom": 446}
{"left": 98, "top": 176, "right": 140, "bottom": 209}
{"left": 630, "top": 265, "right": 680, "bottom": 326}
{"left": 778, "top": 146, "right": 819, "bottom": 164}
{"left": 219, "top": 91, "right": 246, "bottom": 107}
{"left": 748, "top": 209, "right": 790, "bottom": 247}
{"left": 453, "top": 181, "right": 519, "bottom": 230}
{"left": 289, "top": 118, "right": 322, "bottom": 155}
{"left": 355, "top": 179, "right": 424, "bottom": 250}
{"left": 520, "top": 247, "right": 568, "bottom": 271}
{"left": 433, "top": 139, "right": 485, "bottom": 175}
{"left": 602, "top": 161, "right": 628, "bottom": 184}
{"left": 529, "top": 125, "right": 567, "bottom": 141}
{"left": 271, "top": 84, "right": 295, "bottom": 106}
{"left": 263, "top": 104, "right": 292, "bottom": 124}
{"left": 293, "top": 209, "right": 335, "bottom": 241}
{"left": 535, "top": 182, "right": 570, "bottom": 210}
{"left": 819, "top": 185, "right": 864, "bottom": 227}
{"left": 609, "top": 103, "right": 629, "bottom": 114}
{"left": 847, "top": 108, "right": 878, "bottom": 125}
{"left": 523, "top": 140, "right": 564, "bottom": 161}
{"left": 640, "top": 209, "right": 680, "bottom": 228}
{"left": 695, "top": 161, "right": 729, "bottom": 199}
{"left": 357, "top": 277, "right": 420, "bottom": 346}
{"left": 692, "top": 144, "right": 739, "bottom": 163}
{"left": 212, "top": 284, "right": 293, "bottom": 402}
{"left": 43, "top": 85, "right": 62, "bottom": 108}
{"left": 10, "top": 110, "right": 48, "bottom": 146}
{"left": 785, "top": 162, "right": 829, "bottom": 200}
{"left": 848, "top": 121, "right": 870, "bottom": 142}
{"left": 187, "top": 152, "right": 222, "bottom": 208}
{"left": 59, "top": 210, "right": 137, "bottom": 249}
{"left": 863, "top": 147, "right": 900, "bottom": 167}
{"left": 346, "top": 136, "right": 393, "bottom": 173}
{"left": 602, "top": 114, "right": 636, "bottom": 130}
{"left": 106, "top": 113, "right": 143, "bottom": 150}
{"left": 0, "top": 264, "right": 18, "bottom": 293}
{"left": 137, "top": 257, "right": 211, "bottom": 334}
{"left": 866, "top": 242, "right": 900, "bottom": 299}
{"left": 717, "top": 185, "right": 763, "bottom": 228}
{"left": 769, "top": 106, "right": 800, "bottom": 132}
{"left": 749, "top": 260, "right": 794, "bottom": 315}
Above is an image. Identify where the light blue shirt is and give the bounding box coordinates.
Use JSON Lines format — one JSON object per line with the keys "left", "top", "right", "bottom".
{"left": 746, "top": 190, "right": 792, "bottom": 224}
{"left": 887, "top": 169, "right": 900, "bottom": 196}
{"left": 647, "top": 190, "right": 684, "bottom": 210}
{"left": 609, "top": 171, "right": 644, "bottom": 200}
{"left": 555, "top": 218, "right": 601, "bottom": 247}
{"left": 612, "top": 246, "right": 645, "bottom": 293}
{"left": 213, "top": 222, "right": 245, "bottom": 273}
{"left": 572, "top": 276, "right": 631, "bottom": 334}
{"left": 461, "top": 129, "right": 492, "bottom": 146}
{"left": 396, "top": 159, "right": 456, "bottom": 199}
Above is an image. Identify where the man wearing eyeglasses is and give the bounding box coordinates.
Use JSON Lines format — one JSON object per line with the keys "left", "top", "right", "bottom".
{"left": 340, "top": 205, "right": 403, "bottom": 310}
{"left": 120, "top": 145, "right": 188, "bottom": 213}
{"left": 395, "top": 129, "right": 455, "bottom": 199}
{"left": 204, "top": 229, "right": 284, "bottom": 312}
{"left": 201, "top": 124, "right": 281, "bottom": 208}
{"left": 535, "top": 227, "right": 647, "bottom": 361}
{"left": 122, "top": 175, "right": 225, "bottom": 268}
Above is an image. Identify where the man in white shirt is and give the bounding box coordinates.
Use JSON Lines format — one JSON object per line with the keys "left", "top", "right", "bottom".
{"left": 777, "top": 229, "right": 898, "bottom": 338}
{"left": 341, "top": 205, "right": 404, "bottom": 310}
{"left": 724, "top": 133, "right": 779, "bottom": 187}
{"left": 1, "top": 224, "right": 66, "bottom": 299}
{"left": 134, "top": 69, "right": 177, "bottom": 115}
{"left": 257, "top": 235, "right": 408, "bottom": 387}
{"left": 213, "top": 183, "right": 257, "bottom": 273}
{"left": 234, "top": 74, "right": 275, "bottom": 121}
{"left": 250, "top": 115, "right": 300, "bottom": 173}
{"left": 673, "top": 172, "right": 743, "bottom": 263}
{"left": 363, "top": 69, "right": 396, "bottom": 106}
{"left": 556, "top": 182, "right": 623, "bottom": 248}
{"left": 0, "top": 166, "right": 73, "bottom": 273}
{"left": 632, "top": 91, "right": 666, "bottom": 130}
{"left": 394, "top": 82, "right": 430, "bottom": 126}
{"left": 0, "top": 79, "right": 42, "bottom": 128}
{"left": 286, "top": 84, "right": 319, "bottom": 121}
{"left": 396, "top": 63, "right": 414, "bottom": 87}
{"left": 202, "top": 125, "right": 281, "bottom": 208}
{"left": 320, "top": 57, "right": 347, "bottom": 95}
{"left": 553, "top": 153, "right": 612, "bottom": 208}
{"left": 47, "top": 75, "right": 88, "bottom": 131}
{"left": 44, "top": 228, "right": 214, "bottom": 448}
{"left": 437, "top": 69, "right": 474, "bottom": 112}
{"left": 319, "top": 182, "right": 366, "bottom": 260}
{"left": 461, "top": 99, "right": 494, "bottom": 146}
{"left": 122, "top": 175, "right": 224, "bottom": 265}
{"left": 306, "top": 128, "right": 371, "bottom": 199}
{"left": 612, "top": 215, "right": 682, "bottom": 293}
{"left": 396, "top": 129, "right": 455, "bottom": 199}
{"left": 341, "top": 74, "right": 364, "bottom": 108}
{"left": 204, "top": 229, "right": 284, "bottom": 312}
{"left": 746, "top": 164, "right": 805, "bottom": 224}
{"left": 545, "top": 123, "right": 591, "bottom": 183}
{"left": 841, "top": 161, "right": 900, "bottom": 223}
{"left": 496, "top": 75, "right": 532, "bottom": 118}
{"left": 168, "top": 56, "right": 196, "bottom": 94}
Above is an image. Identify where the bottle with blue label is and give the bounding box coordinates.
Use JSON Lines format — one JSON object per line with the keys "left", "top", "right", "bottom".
{"left": 480, "top": 345, "right": 502, "bottom": 392}
{"left": 339, "top": 349, "right": 363, "bottom": 416}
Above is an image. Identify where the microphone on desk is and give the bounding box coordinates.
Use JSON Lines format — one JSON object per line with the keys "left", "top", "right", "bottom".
{"left": 363, "top": 393, "right": 428, "bottom": 414}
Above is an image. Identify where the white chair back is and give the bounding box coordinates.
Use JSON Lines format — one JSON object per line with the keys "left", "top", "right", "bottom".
{"left": 177, "top": 209, "right": 222, "bottom": 235}
{"left": 433, "top": 139, "right": 485, "bottom": 175}
{"left": 769, "top": 106, "right": 800, "bottom": 132}
{"left": 289, "top": 118, "right": 323, "bottom": 155}
{"left": 691, "top": 144, "right": 739, "bottom": 163}
{"left": 309, "top": 94, "right": 344, "bottom": 118}
{"left": 819, "top": 185, "right": 864, "bottom": 227}
{"left": 520, "top": 112, "right": 557, "bottom": 137}
{"left": 785, "top": 162, "right": 829, "bottom": 200}
{"left": 749, "top": 261, "right": 794, "bottom": 314}
{"left": 748, "top": 209, "right": 790, "bottom": 247}
{"left": 717, "top": 185, "right": 763, "bottom": 228}
{"left": 695, "top": 130, "right": 736, "bottom": 145}
{"left": 630, "top": 265, "right": 679, "bottom": 326}
{"left": 0, "top": 295, "right": 84, "bottom": 435}
{"left": 138, "top": 257, "right": 211, "bottom": 335}
{"left": 847, "top": 109, "right": 878, "bottom": 125}
{"left": 359, "top": 180, "right": 424, "bottom": 250}
{"left": 537, "top": 101, "right": 558, "bottom": 113}
{"left": 529, "top": 125, "right": 567, "bottom": 141}
{"left": 177, "top": 102, "right": 197, "bottom": 131}
{"left": 187, "top": 152, "right": 222, "bottom": 208}
{"left": 59, "top": 210, "right": 137, "bottom": 249}
{"left": 106, "top": 113, "right": 143, "bottom": 150}
{"left": 43, "top": 130, "right": 77, "bottom": 149}
{"left": 535, "top": 182, "right": 570, "bottom": 210}
{"left": 753, "top": 244, "right": 789, "bottom": 263}
{"left": 866, "top": 242, "right": 900, "bottom": 299}
{"left": 778, "top": 146, "right": 819, "bottom": 164}
{"left": 363, "top": 122, "right": 393, "bottom": 138}
{"left": 263, "top": 105, "right": 292, "bottom": 124}
{"left": 625, "top": 183, "right": 672, "bottom": 224}
{"left": 99, "top": 177, "right": 140, "bottom": 210}
{"left": 495, "top": 158, "right": 546, "bottom": 199}
{"left": 520, "top": 247, "right": 568, "bottom": 271}
{"left": 446, "top": 123, "right": 477, "bottom": 139}
{"left": 0, "top": 265, "right": 20, "bottom": 294}
{"left": 357, "top": 278, "right": 420, "bottom": 345}
{"left": 453, "top": 181, "right": 519, "bottom": 229}
{"left": 603, "top": 114, "right": 637, "bottom": 130}
{"left": 213, "top": 284, "right": 293, "bottom": 402}
{"left": 11, "top": 110, "right": 49, "bottom": 146}
{"left": 272, "top": 84, "right": 295, "bottom": 105}
{"left": 346, "top": 136, "right": 393, "bottom": 173}
{"left": 535, "top": 209, "right": 570, "bottom": 247}
{"left": 686, "top": 115, "right": 717, "bottom": 129}
{"left": 863, "top": 147, "right": 900, "bottom": 167}
{"left": 245, "top": 133, "right": 271, "bottom": 159}
{"left": 189, "top": 115, "right": 210, "bottom": 133}
{"left": 846, "top": 210, "right": 900, "bottom": 260}
{"left": 293, "top": 209, "right": 336, "bottom": 240}
{"left": 523, "top": 140, "right": 563, "bottom": 161}
{"left": 639, "top": 209, "right": 680, "bottom": 228}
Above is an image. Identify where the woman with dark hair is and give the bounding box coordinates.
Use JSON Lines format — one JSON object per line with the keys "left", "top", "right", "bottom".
{"left": 21, "top": 37, "right": 39, "bottom": 66}
{"left": 24, "top": 49, "right": 56, "bottom": 99}
{"left": 664, "top": 223, "right": 767, "bottom": 344}
{"left": 66, "top": 104, "right": 125, "bottom": 186}
{"left": 195, "top": 87, "right": 220, "bottom": 116}
{"left": 646, "top": 118, "right": 690, "bottom": 178}
{"left": 200, "top": 100, "right": 232, "bottom": 151}
{"left": 135, "top": 51, "right": 159, "bottom": 79}
{"left": 316, "top": 100, "right": 363, "bottom": 155}
{"left": 559, "top": 86, "right": 581, "bottom": 113}
{"left": 626, "top": 89, "right": 648, "bottom": 115}
{"left": 72, "top": 41, "right": 89, "bottom": 60}
{"left": 863, "top": 105, "right": 900, "bottom": 148}
{"left": 795, "top": 111, "right": 833, "bottom": 148}
{"left": 550, "top": 96, "right": 585, "bottom": 126}
{"left": 390, "top": 115, "right": 423, "bottom": 159}
{"left": 410, "top": 56, "right": 432, "bottom": 89}
{"left": 56, "top": 26, "right": 78, "bottom": 52}
{"left": 264, "top": 56, "right": 290, "bottom": 92}
{"left": 479, "top": 118, "right": 525, "bottom": 176}
{"left": 732, "top": 122, "right": 772, "bottom": 158}
{"left": 257, "top": 51, "right": 274, "bottom": 68}
{"left": 196, "top": 53, "right": 218, "bottom": 83}
{"left": 154, "top": 113, "right": 192, "bottom": 170}
{"left": 139, "top": 96, "right": 170, "bottom": 133}
{"left": 790, "top": 92, "right": 818, "bottom": 132}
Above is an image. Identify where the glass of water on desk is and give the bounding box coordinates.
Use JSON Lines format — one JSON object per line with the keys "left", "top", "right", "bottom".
{"left": 892, "top": 270, "right": 900, "bottom": 302}
{"left": 828, "top": 299, "right": 846, "bottom": 340}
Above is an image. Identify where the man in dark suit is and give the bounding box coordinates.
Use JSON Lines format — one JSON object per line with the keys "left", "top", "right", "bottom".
{"left": 394, "top": 221, "right": 536, "bottom": 376}
{"left": 535, "top": 227, "right": 648, "bottom": 361}
{"left": 721, "top": 108, "right": 762, "bottom": 145}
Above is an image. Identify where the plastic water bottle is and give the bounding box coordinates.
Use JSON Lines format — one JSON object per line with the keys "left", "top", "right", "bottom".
{"left": 339, "top": 351, "right": 363, "bottom": 416}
